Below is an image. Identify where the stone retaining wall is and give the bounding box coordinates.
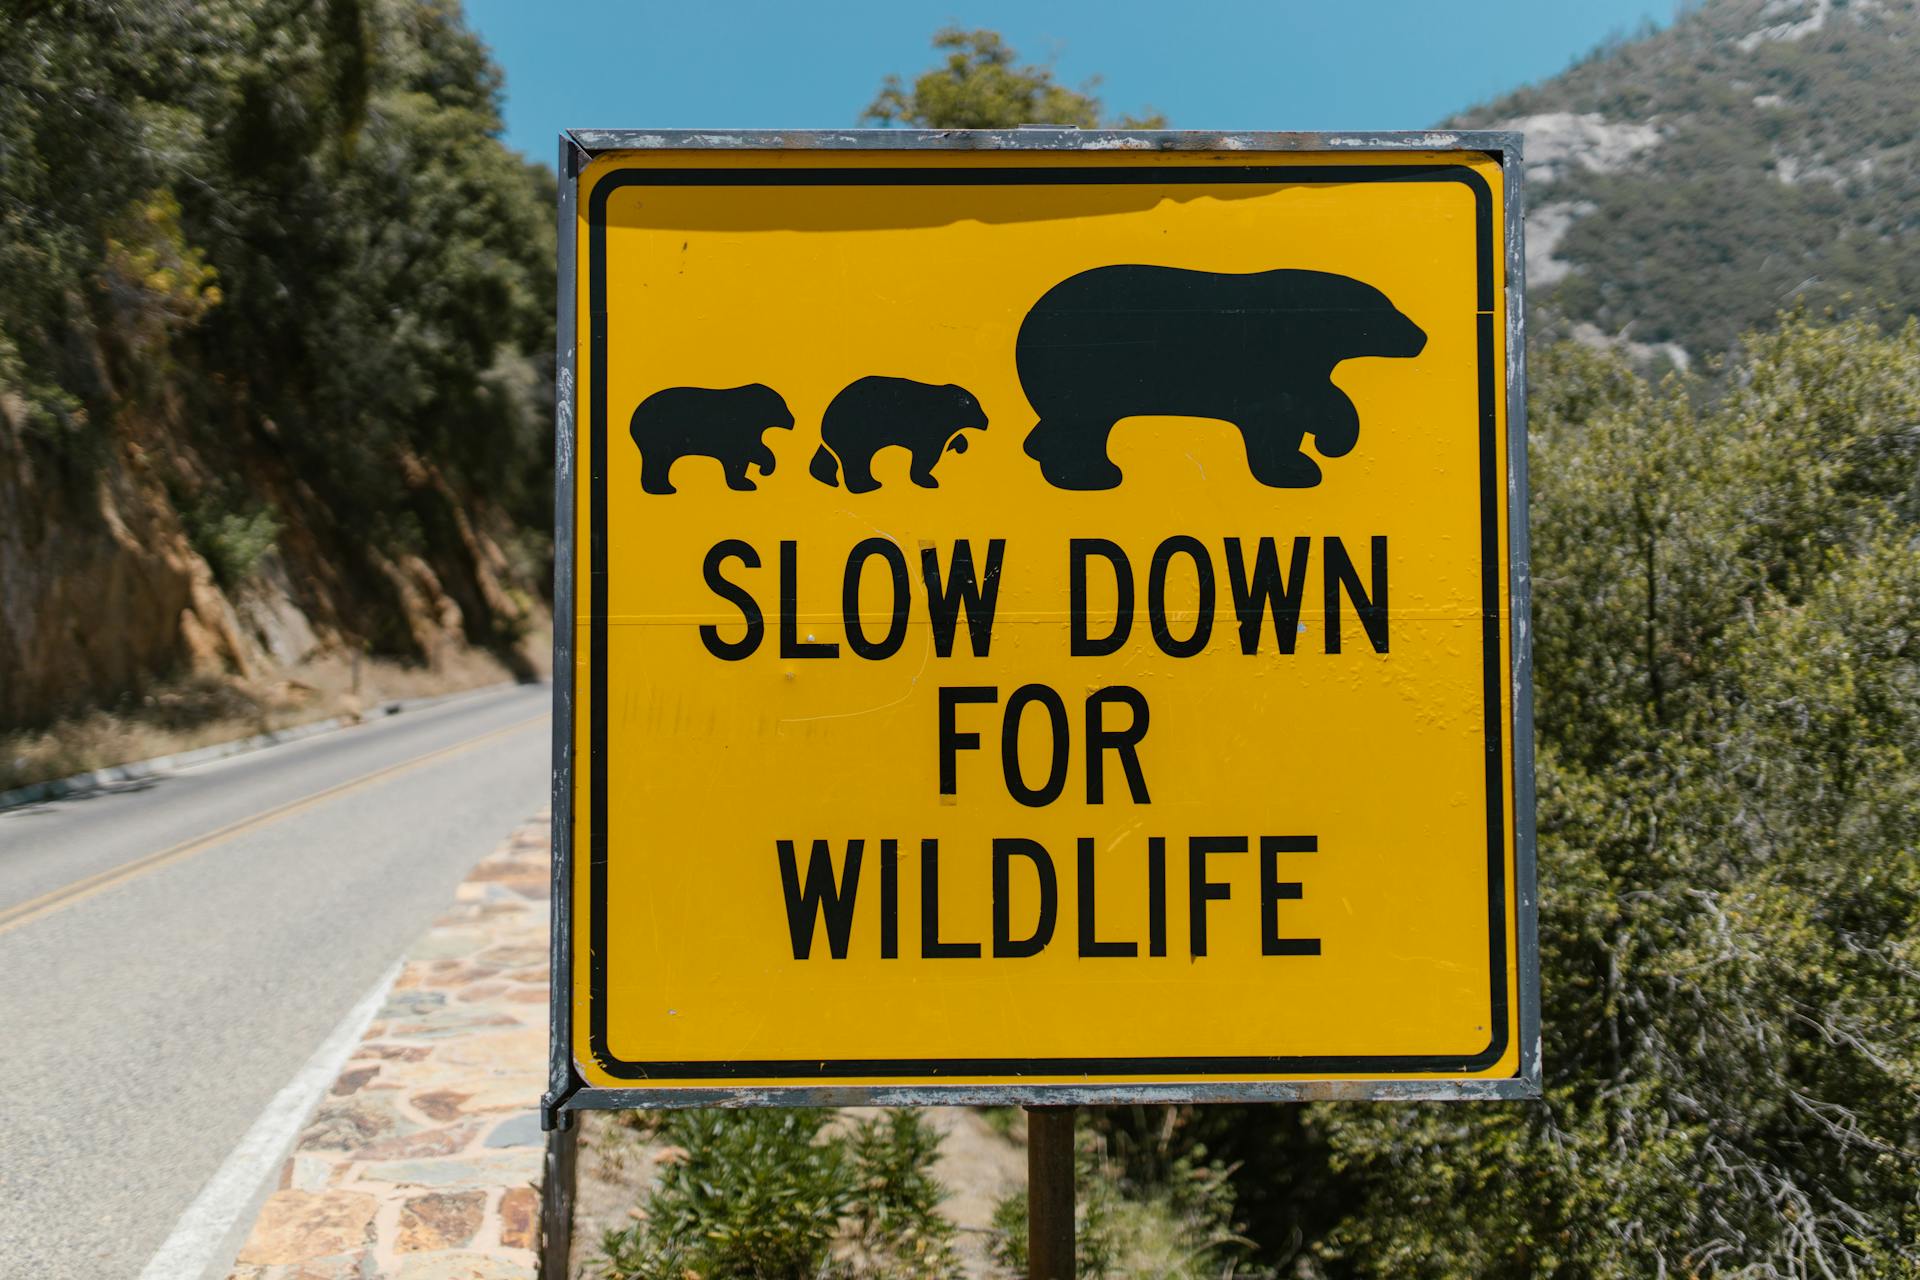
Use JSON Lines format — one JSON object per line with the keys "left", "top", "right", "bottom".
{"left": 227, "top": 814, "right": 555, "bottom": 1279}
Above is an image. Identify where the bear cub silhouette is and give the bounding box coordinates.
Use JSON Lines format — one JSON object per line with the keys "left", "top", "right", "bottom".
{"left": 1017, "top": 265, "right": 1427, "bottom": 490}
{"left": 808, "top": 376, "right": 988, "bottom": 493}
{"left": 628, "top": 383, "right": 795, "bottom": 494}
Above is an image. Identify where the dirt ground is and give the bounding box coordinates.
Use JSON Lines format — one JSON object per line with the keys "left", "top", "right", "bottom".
{"left": 0, "top": 620, "right": 550, "bottom": 792}
{"left": 568, "top": 1106, "right": 1028, "bottom": 1279}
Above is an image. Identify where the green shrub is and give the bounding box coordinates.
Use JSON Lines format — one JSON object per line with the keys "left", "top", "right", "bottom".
{"left": 597, "top": 1108, "right": 959, "bottom": 1280}
{"left": 180, "top": 497, "right": 280, "bottom": 589}
{"left": 842, "top": 1110, "right": 962, "bottom": 1278}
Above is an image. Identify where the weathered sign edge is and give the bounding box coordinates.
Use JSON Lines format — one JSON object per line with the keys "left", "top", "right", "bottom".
{"left": 544, "top": 133, "right": 589, "bottom": 1131}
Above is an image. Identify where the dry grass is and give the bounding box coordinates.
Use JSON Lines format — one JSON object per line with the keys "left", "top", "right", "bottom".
{"left": 0, "top": 619, "right": 551, "bottom": 793}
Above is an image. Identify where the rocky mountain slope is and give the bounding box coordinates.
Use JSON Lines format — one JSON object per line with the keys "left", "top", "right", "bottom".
{"left": 1458, "top": 0, "right": 1920, "bottom": 362}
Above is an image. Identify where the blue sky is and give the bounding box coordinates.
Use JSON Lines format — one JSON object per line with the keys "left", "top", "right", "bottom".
{"left": 464, "top": 0, "right": 1674, "bottom": 163}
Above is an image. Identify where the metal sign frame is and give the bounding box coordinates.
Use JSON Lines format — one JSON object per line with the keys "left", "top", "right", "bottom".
{"left": 543, "top": 128, "right": 1537, "bottom": 1127}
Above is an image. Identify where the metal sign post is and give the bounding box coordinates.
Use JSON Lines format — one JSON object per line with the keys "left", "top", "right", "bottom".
{"left": 545, "top": 128, "right": 1537, "bottom": 1128}
{"left": 1026, "top": 1106, "right": 1077, "bottom": 1279}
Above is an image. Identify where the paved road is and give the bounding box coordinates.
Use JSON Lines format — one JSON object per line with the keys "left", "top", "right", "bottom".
{"left": 0, "top": 682, "right": 550, "bottom": 1277}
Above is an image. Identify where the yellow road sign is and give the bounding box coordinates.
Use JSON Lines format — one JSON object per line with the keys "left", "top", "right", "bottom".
{"left": 550, "top": 131, "right": 1537, "bottom": 1109}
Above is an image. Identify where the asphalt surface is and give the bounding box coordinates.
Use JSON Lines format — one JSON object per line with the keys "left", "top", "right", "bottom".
{"left": 0, "top": 682, "right": 551, "bottom": 1277}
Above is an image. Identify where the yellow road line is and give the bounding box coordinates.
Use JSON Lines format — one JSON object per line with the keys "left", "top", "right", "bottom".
{"left": 0, "top": 713, "right": 549, "bottom": 938}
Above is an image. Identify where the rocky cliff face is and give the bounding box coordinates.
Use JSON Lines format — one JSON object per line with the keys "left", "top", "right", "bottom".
{"left": 0, "top": 391, "right": 538, "bottom": 730}
{"left": 1, "top": 398, "right": 220, "bottom": 727}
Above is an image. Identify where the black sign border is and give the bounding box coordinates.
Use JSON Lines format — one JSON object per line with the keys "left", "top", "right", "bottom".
{"left": 583, "top": 159, "right": 1509, "bottom": 1082}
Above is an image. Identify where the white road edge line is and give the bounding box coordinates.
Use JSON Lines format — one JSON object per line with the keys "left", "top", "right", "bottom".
{"left": 137, "top": 958, "right": 405, "bottom": 1280}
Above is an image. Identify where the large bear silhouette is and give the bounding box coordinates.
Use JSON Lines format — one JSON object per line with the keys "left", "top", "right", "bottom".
{"left": 808, "top": 376, "right": 988, "bottom": 493}
{"left": 628, "top": 383, "right": 794, "bottom": 494}
{"left": 1016, "top": 266, "right": 1428, "bottom": 489}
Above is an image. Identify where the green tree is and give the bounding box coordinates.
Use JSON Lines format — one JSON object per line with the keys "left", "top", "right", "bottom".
{"left": 863, "top": 28, "right": 1165, "bottom": 130}
{"left": 0, "top": 0, "right": 554, "bottom": 713}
